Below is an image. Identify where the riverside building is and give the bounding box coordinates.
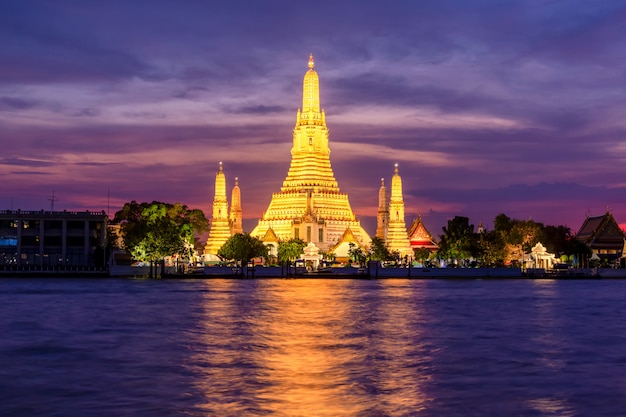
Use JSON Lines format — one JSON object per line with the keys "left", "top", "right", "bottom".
{"left": 0, "top": 209, "right": 107, "bottom": 269}
{"left": 576, "top": 210, "right": 625, "bottom": 263}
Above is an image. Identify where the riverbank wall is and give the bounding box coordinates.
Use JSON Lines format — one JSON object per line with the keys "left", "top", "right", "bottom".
{"left": 3, "top": 265, "right": 625, "bottom": 279}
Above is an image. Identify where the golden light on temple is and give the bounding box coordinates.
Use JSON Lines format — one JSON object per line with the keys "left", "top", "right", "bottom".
{"left": 384, "top": 163, "right": 412, "bottom": 256}
{"left": 250, "top": 55, "right": 370, "bottom": 251}
{"left": 230, "top": 176, "right": 243, "bottom": 234}
{"left": 303, "top": 53, "right": 320, "bottom": 113}
{"left": 202, "top": 56, "right": 428, "bottom": 260}
{"left": 203, "top": 162, "right": 234, "bottom": 256}
{"left": 376, "top": 177, "right": 389, "bottom": 240}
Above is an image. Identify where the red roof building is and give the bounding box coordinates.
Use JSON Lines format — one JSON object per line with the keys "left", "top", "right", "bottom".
{"left": 407, "top": 215, "right": 439, "bottom": 252}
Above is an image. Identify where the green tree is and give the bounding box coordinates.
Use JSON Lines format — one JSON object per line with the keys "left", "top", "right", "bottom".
{"left": 492, "top": 213, "right": 544, "bottom": 265}
{"left": 389, "top": 250, "right": 401, "bottom": 265}
{"left": 477, "top": 230, "right": 506, "bottom": 267}
{"left": 489, "top": 213, "right": 592, "bottom": 267}
{"left": 438, "top": 216, "right": 479, "bottom": 266}
{"left": 114, "top": 201, "right": 209, "bottom": 277}
{"left": 348, "top": 242, "right": 367, "bottom": 266}
{"left": 278, "top": 238, "right": 306, "bottom": 275}
{"left": 542, "top": 225, "right": 572, "bottom": 256}
{"left": 218, "top": 233, "right": 268, "bottom": 275}
{"left": 369, "top": 237, "right": 393, "bottom": 261}
{"left": 502, "top": 219, "right": 543, "bottom": 264}
{"left": 494, "top": 213, "right": 513, "bottom": 235}
{"left": 413, "top": 247, "right": 431, "bottom": 266}
{"left": 509, "top": 220, "right": 544, "bottom": 252}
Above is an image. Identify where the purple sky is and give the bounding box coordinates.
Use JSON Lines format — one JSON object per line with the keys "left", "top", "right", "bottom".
{"left": 2, "top": 0, "right": 626, "bottom": 237}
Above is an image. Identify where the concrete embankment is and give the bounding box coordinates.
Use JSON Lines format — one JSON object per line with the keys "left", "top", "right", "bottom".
{"left": 7, "top": 265, "right": 616, "bottom": 279}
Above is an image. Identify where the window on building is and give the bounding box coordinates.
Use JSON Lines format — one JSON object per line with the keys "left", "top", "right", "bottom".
{"left": 21, "top": 235, "right": 39, "bottom": 246}
{"left": 294, "top": 228, "right": 299, "bottom": 239}
{"left": 45, "top": 220, "right": 62, "bottom": 230}
{"left": 45, "top": 236, "right": 62, "bottom": 247}
{"left": 66, "top": 236, "right": 84, "bottom": 247}
{"left": 318, "top": 228, "right": 323, "bottom": 242}
{"left": 0, "top": 237, "right": 17, "bottom": 246}
{"left": 67, "top": 221, "right": 84, "bottom": 231}
{"left": 307, "top": 226, "right": 311, "bottom": 242}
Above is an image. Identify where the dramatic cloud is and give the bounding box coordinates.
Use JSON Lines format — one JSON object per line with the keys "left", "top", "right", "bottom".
{"left": 2, "top": 0, "right": 625, "bottom": 235}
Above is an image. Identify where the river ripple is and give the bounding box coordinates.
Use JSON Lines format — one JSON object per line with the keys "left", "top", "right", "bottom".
{"left": 1, "top": 278, "right": 625, "bottom": 416}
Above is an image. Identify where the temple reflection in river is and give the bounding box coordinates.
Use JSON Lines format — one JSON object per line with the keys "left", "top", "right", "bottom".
{"left": 190, "top": 279, "right": 431, "bottom": 415}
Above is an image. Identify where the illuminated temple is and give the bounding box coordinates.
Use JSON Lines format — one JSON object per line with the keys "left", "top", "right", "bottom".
{"left": 250, "top": 55, "right": 371, "bottom": 251}
{"left": 203, "top": 162, "right": 242, "bottom": 257}
{"left": 383, "top": 164, "right": 412, "bottom": 257}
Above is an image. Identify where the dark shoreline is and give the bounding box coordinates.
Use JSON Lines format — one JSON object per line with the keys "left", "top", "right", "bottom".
{"left": 2, "top": 264, "right": 625, "bottom": 279}
{"left": 2, "top": 271, "right": 625, "bottom": 279}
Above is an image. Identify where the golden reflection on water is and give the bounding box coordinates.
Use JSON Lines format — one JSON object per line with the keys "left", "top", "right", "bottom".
{"left": 528, "top": 397, "right": 575, "bottom": 417}
{"left": 252, "top": 280, "right": 365, "bottom": 416}
{"left": 191, "top": 279, "right": 265, "bottom": 415}
{"left": 372, "top": 279, "right": 431, "bottom": 414}
{"left": 527, "top": 279, "right": 573, "bottom": 415}
{"left": 190, "top": 279, "right": 431, "bottom": 416}
{"left": 530, "top": 279, "right": 566, "bottom": 370}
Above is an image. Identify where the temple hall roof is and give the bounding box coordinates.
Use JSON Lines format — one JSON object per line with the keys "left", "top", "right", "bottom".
{"left": 576, "top": 211, "right": 625, "bottom": 251}
{"left": 407, "top": 216, "right": 439, "bottom": 250}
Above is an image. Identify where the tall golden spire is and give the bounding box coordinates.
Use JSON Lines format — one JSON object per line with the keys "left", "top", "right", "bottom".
{"left": 386, "top": 163, "right": 412, "bottom": 257}
{"left": 283, "top": 54, "right": 335, "bottom": 190}
{"left": 390, "top": 164, "right": 403, "bottom": 208}
{"left": 376, "top": 178, "right": 389, "bottom": 240}
{"left": 302, "top": 54, "right": 320, "bottom": 113}
{"left": 230, "top": 177, "right": 243, "bottom": 234}
{"left": 214, "top": 161, "right": 226, "bottom": 200}
{"left": 204, "top": 162, "right": 232, "bottom": 256}
{"left": 250, "top": 55, "right": 370, "bottom": 251}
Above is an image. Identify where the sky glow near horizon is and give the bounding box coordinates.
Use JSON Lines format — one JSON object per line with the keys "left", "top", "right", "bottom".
{"left": 2, "top": 0, "right": 626, "bottom": 235}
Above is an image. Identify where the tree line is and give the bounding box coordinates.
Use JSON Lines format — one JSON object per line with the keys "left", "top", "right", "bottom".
{"left": 112, "top": 200, "right": 309, "bottom": 276}
{"left": 329, "top": 214, "right": 593, "bottom": 268}
{"left": 436, "top": 214, "right": 591, "bottom": 267}
{"left": 112, "top": 201, "right": 593, "bottom": 276}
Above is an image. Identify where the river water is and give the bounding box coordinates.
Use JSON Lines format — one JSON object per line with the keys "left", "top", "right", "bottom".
{"left": 1, "top": 278, "right": 625, "bottom": 417}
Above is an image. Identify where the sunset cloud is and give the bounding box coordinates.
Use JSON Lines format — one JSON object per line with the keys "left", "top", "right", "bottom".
{"left": 1, "top": 0, "right": 625, "bottom": 234}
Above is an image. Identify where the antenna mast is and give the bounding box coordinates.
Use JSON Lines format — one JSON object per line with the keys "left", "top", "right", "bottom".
{"left": 48, "top": 190, "right": 59, "bottom": 211}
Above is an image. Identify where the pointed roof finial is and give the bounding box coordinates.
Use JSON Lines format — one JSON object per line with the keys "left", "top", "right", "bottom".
{"left": 235, "top": 177, "right": 239, "bottom": 185}
{"left": 381, "top": 178, "right": 385, "bottom": 186}
{"left": 394, "top": 163, "right": 399, "bottom": 174}
{"left": 219, "top": 161, "right": 223, "bottom": 172}
{"left": 308, "top": 53, "right": 315, "bottom": 69}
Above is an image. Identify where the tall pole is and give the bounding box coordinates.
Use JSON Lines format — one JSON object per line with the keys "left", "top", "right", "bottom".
{"left": 48, "top": 190, "right": 59, "bottom": 211}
